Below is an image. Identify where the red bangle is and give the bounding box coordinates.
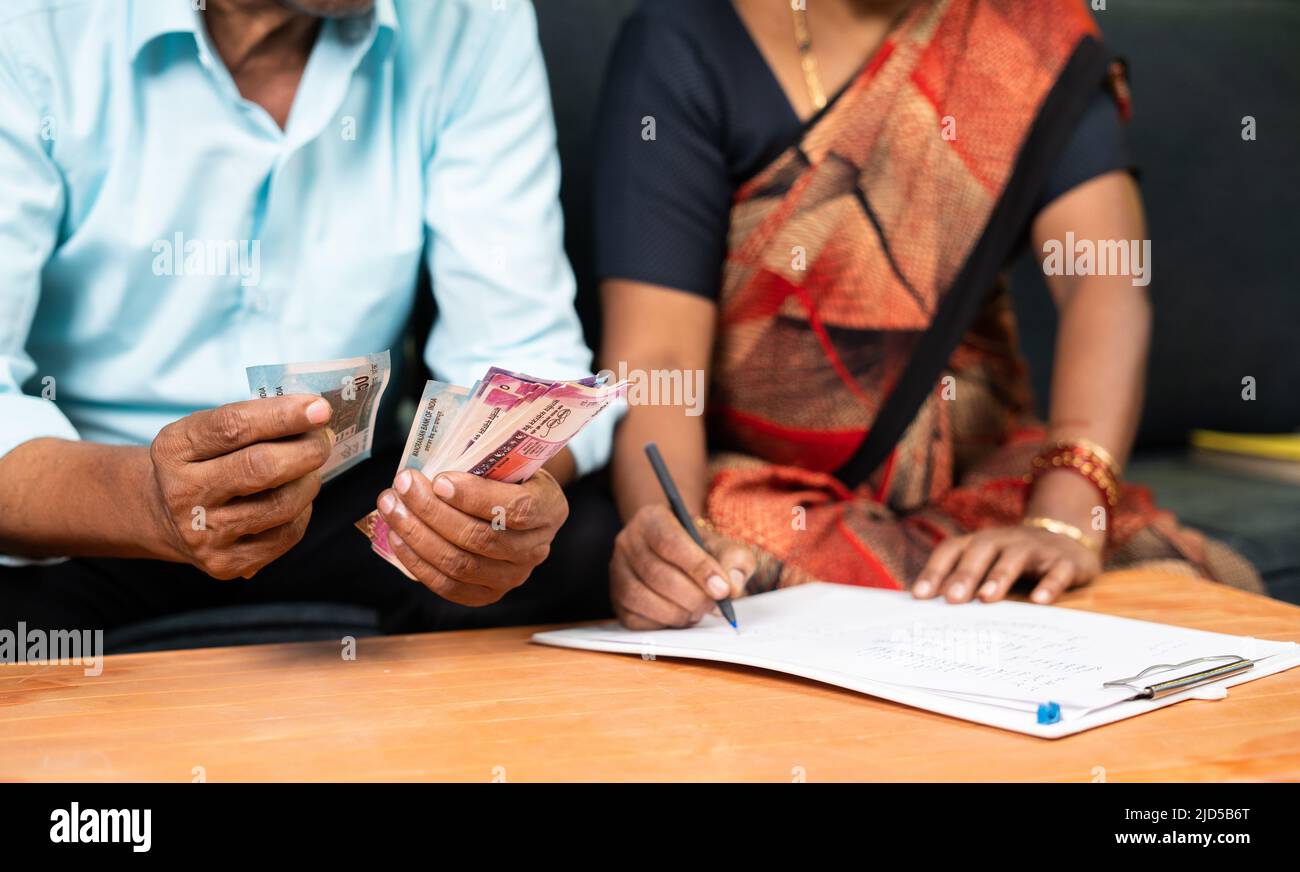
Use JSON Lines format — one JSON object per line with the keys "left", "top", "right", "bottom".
{"left": 1025, "top": 441, "right": 1121, "bottom": 510}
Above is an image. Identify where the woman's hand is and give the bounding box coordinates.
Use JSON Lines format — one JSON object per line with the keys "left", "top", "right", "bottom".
{"left": 912, "top": 524, "right": 1102, "bottom": 605}
{"left": 610, "top": 504, "right": 755, "bottom": 629}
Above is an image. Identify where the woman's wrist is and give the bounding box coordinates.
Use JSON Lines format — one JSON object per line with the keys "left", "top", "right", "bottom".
{"left": 1030, "top": 437, "right": 1121, "bottom": 510}
{"left": 1024, "top": 468, "right": 1108, "bottom": 547}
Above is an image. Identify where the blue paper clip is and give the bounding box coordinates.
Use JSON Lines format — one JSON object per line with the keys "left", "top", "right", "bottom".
{"left": 1036, "top": 702, "right": 1061, "bottom": 725}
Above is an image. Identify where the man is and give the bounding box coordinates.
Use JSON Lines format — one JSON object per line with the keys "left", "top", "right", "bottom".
{"left": 0, "top": 0, "right": 617, "bottom": 642}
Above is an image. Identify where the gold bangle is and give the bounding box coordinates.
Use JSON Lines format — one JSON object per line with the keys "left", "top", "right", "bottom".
{"left": 1022, "top": 516, "right": 1103, "bottom": 553}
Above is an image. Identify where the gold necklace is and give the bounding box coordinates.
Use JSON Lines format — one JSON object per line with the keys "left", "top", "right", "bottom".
{"left": 791, "top": 5, "right": 828, "bottom": 112}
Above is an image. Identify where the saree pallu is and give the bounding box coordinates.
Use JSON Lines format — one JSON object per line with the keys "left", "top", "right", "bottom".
{"left": 704, "top": 0, "right": 1262, "bottom": 594}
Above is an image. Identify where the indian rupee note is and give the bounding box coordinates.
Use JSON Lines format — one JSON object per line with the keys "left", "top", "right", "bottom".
{"left": 355, "top": 378, "right": 468, "bottom": 579}
{"left": 398, "top": 379, "right": 469, "bottom": 473}
{"left": 453, "top": 378, "right": 627, "bottom": 483}
{"left": 425, "top": 368, "right": 554, "bottom": 472}
{"left": 357, "top": 369, "right": 623, "bottom": 578}
{"left": 246, "top": 349, "right": 391, "bottom": 483}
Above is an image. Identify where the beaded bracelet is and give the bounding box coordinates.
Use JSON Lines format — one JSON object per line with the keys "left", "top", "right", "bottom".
{"left": 1026, "top": 439, "right": 1121, "bottom": 510}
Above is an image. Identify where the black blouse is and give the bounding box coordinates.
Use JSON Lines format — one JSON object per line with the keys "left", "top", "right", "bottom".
{"left": 594, "top": 0, "right": 1135, "bottom": 298}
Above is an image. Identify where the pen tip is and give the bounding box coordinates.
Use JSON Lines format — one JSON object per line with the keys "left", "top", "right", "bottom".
{"left": 718, "top": 598, "right": 738, "bottom": 630}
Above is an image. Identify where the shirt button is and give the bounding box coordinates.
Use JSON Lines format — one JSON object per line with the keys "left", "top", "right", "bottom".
{"left": 247, "top": 291, "right": 268, "bottom": 313}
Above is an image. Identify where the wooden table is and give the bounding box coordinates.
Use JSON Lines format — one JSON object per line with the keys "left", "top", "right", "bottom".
{"left": 2, "top": 569, "right": 1298, "bottom": 782}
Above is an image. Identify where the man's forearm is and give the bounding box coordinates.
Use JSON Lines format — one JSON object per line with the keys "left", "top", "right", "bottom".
{"left": 0, "top": 438, "right": 176, "bottom": 561}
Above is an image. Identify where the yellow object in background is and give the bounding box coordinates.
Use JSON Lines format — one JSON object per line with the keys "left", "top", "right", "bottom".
{"left": 1191, "top": 430, "right": 1300, "bottom": 484}
{"left": 1191, "top": 430, "right": 1300, "bottom": 461}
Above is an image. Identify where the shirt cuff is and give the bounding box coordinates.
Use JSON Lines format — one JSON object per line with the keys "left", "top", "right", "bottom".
{"left": 565, "top": 397, "right": 626, "bottom": 478}
{"left": 0, "top": 394, "right": 79, "bottom": 460}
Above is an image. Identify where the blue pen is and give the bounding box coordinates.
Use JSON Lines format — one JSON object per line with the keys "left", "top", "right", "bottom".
{"left": 644, "top": 442, "right": 738, "bottom": 630}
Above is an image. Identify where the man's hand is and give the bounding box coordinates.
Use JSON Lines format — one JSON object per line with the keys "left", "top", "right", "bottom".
{"left": 375, "top": 469, "right": 569, "bottom": 606}
{"left": 609, "top": 504, "right": 755, "bottom": 629}
{"left": 147, "top": 395, "right": 333, "bottom": 579}
{"left": 912, "top": 524, "right": 1103, "bottom": 605}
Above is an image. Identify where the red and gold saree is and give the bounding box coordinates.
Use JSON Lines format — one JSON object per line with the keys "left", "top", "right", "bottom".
{"left": 704, "top": 0, "right": 1260, "bottom": 593}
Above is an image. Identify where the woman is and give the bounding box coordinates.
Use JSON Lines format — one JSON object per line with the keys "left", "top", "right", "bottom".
{"left": 594, "top": 0, "right": 1260, "bottom": 629}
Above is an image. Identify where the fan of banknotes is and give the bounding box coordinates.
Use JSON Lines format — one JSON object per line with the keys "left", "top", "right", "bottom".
{"left": 245, "top": 351, "right": 626, "bottom": 579}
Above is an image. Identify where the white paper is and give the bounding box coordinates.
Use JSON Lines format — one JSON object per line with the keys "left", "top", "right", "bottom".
{"left": 532, "top": 583, "right": 1300, "bottom": 738}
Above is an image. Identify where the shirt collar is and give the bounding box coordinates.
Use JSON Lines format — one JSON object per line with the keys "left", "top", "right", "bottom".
{"left": 128, "top": 0, "right": 399, "bottom": 61}
{"left": 363, "top": 0, "right": 400, "bottom": 59}
{"left": 128, "top": 0, "right": 201, "bottom": 61}
{"left": 374, "top": 0, "right": 398, "bottom": 37}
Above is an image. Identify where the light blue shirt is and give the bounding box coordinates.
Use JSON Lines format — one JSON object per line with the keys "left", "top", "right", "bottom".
{"left": 0, "top": 0, "right": 613, "bottom": 486}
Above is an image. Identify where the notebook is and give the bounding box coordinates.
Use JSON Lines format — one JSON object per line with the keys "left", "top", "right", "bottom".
{"left": 532, "top": 583, "right": 1300, "bottom": 738}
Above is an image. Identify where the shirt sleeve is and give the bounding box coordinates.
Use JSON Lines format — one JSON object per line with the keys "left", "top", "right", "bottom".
{"left": 420, "top": 2, "right": 615, "bottom": 478}
{"left": 592, "top": 9, "right": 731, "bottom": 299}
{"left": 0, "top": 35, "right": 75, "bottom": 566}
{"left": 0, "top": 34, "right": 76, "bottom": 463}
{"left": 1036, "top": 87, "right": 1137, "bottom": 213}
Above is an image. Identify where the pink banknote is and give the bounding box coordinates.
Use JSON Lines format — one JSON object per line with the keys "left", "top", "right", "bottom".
{"left": 356, "top": 369, "right": 625, "bottom": 579}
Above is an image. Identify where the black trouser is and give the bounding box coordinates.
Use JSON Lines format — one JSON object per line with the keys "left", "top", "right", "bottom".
{"left": 0, "top": 443, "right": 617, "bottom": 651}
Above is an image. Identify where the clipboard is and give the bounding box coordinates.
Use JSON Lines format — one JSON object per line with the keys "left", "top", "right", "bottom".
{"left": 1103, "top": 655, "right": 1254, "bottom": 700}
{"left": 999, "top": 655, "right": 1255, "bottom": 726}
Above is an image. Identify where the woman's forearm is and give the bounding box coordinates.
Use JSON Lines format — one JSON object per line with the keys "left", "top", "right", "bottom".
{"left": 1029, "top": 278, "right": 1151, "bottom": 534}
{"left": 599, "top": 279, "right": 719, "bottom": 523}
{"left": 611, "top": 403, "right": 710, "bottom": 522}
{"left": 1028, "top": 170, "right": 1151, "bottom": 536}
{"left": 1046, "top": 279, "right": 1150, "bottom": 463}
